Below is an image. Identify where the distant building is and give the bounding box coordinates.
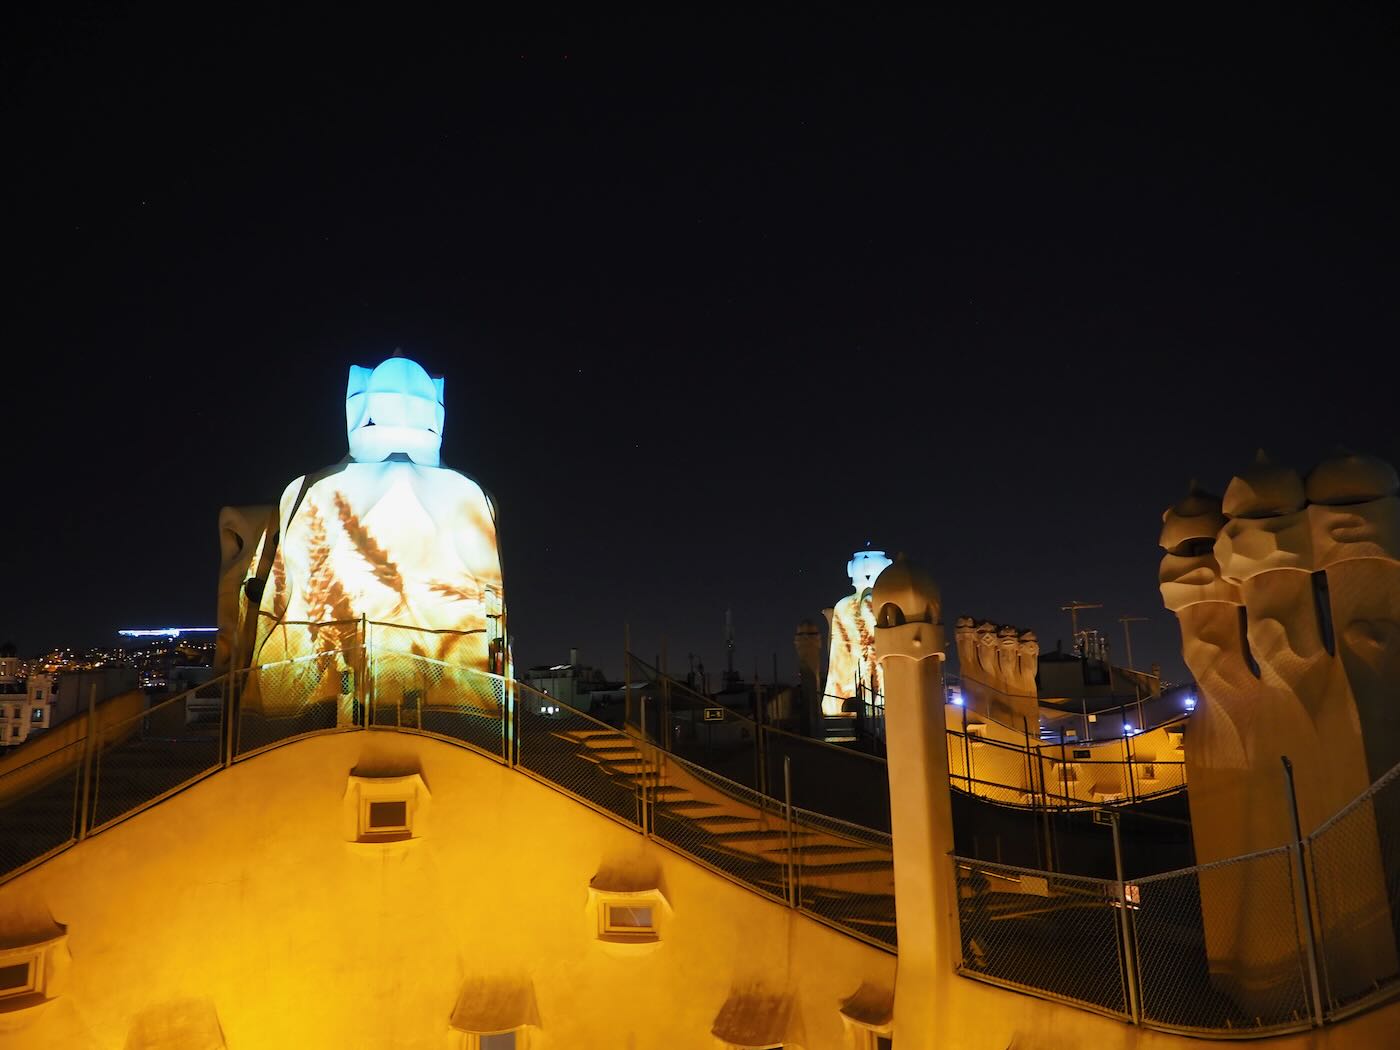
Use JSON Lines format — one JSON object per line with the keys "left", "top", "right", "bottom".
{"left": 523, "top": 648, "right": 606, "bottom": 709}
{"left": 0, "top": 673, "right": 54, "bottom": 747}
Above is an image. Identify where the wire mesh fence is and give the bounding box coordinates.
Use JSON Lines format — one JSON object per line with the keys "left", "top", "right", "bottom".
{"left": 1308, "top": 759, "right": 1400, "bottom": 1017}
{"left": 88, "top": 678, "right": 227, "bottom": 834}
{"left": 624, "top": 653, "right": 763, "bottom": 791}
{"left": 9, "top": 615, "right": 1400, "bottom": 1039}
{"left": 1133, "top": 847, "right": 1313, "bottom": 1035}
{"left": 763, "top": 728, "right": 891, "bottom": 833}
{"left": 952, "top": 855, "right": 1131, "bottom": 1018}
{"left": 792, "top": 806, "right": 896, "bottom": 949}
{"left": 0, "top": 737, "right": 85, "bottom": 878}
{"left": 514, "top": 679, "right": 644, "bottom": 828}
{"left": 372, "top": 651, "right": 507, "bottom": 760}
{"left": 233, "top": 648, "right": 359, "bottom": 757}
{"left": 650, "top": 751, "right": 791, "bottom": 904}
{"left": 946, "top": 728, "right": 1187, "bottom": 811}
{"left": 625, "top": 652, "right": 893, "bottom": 831}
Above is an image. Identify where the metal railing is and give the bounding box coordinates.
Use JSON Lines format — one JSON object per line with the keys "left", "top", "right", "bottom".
{"left": 8, "top": 619, "right": 1400, "bottom": 1030}
{"left": 947, "top": 726, "right": 1187, "bottom": 811}
{"left": 953, "top": 857, "right": 1130, "bottom": 1019}
{"left": 622, "top": 653, "right": 893, "bottom": 831}
{"left": 644, "top": 748, "right": 897, "bottom": 949}
{"left": 620, "top": 653, "right": 1186, "bottom": 826}
{"left": 1308, "top": 756, "right": 1400, "bottom": 1020}
{"left": 791, "top": 805, "right": 896, "bottom": 949}
{"left": 87, "top": 677, "right": 227, "bottom": 835}
{"left": 0, "top": 737, "right": 86, "bottom": 881}
{"left": 951, "top": 753, "right": 1400, "bottom": 1037}
{"left": 514, "top": 678, "right": 644, "bottom": 828}
{"left": 0, "top": 629, "right": 897, "bottom": 951}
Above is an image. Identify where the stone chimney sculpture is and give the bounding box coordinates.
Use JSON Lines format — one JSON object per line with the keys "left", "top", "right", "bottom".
{"left": 822, "top": 549, "right": 893, "bottom": 717}
{"left": 1159, "top": 450, "right": 1400, "bottom": 1011}
{"left": 243, "top": 356, "right": 506, "bottom": 718}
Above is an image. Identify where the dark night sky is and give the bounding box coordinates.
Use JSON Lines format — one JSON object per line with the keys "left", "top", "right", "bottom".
{"left": 4, "top": 4, "right": 1398, "bottom": 684}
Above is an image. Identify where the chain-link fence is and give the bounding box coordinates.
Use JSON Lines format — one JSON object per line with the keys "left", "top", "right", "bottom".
{"left": 233, "top": 648, "right": 359, "bottom": 757}
{"left": 10, "top": 616, "right": 1400, "bottom": 1039}
{"left": 952, "top": 855, "right": 1131, "bottom": 1018}
{"left": 792, "top": 806, "right": 896, "bottom": 949}
{"left": 0, "top": 737, "right": 85, "bottom": 878}
{"left": 623, "top": 653, "right": 763, "bottom": 790}
{"left": 1134, "top": 847, "right": 1313, "bottom": 1034}
{"left": 763, "top": 727, "right": 891, "bottom": 833}
{"left": 952, "top": 845, "right": 1321, "bottom": 1036}
{"left": 625, "top": 653, "right": 893, "bottom": 831}
{"left": 371, "top": 650, "right": 508, "bottom": 760}
{"left": 947, "top": 728, "right": 1186, "bottom": 811}
{"left": 649, "top": 750, "right": 790, "bottom": 904}
{"left": 514, "top": 679, "right": 644, "bottom": 828}
{"left": 88, "top": 677, "right": 228, "bottom": 834}
{"left": 1308, "top": 758, "right": 1400, "bottom": 1018}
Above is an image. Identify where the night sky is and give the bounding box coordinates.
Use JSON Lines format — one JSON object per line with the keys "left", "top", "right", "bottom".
{"left": 5, "top": 5, "right": 1398, "bottom": 684}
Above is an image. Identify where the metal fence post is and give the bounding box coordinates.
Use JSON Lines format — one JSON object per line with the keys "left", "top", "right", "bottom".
{"left": 1281, "top": 755, "right": 1326, "bottom": 1027}
{"left": 784, "top": 755, "right": 797, "bottom": 908}
{"left": 1124, "top": 731, "right": 1137, "bottom": 804}
{"left": 639, "top": 694, "right": 649, "bottom": 835}
{"left": 755, "top": 690, "right": 768, "bottom": 802}
{"left": 504, "top": 676, "right": 514, "bottom": 766}
{"left": 1101, "top": 808, "right": 1141, "bottom": 1023}
{"left": 961, "top": 703, "right": 973, "bottom": 793}
{"left": 76, "top": 684, "right": 99, "bottom": 841}
{"left": 221, "top": 672, "right": 234, "bottom": 769}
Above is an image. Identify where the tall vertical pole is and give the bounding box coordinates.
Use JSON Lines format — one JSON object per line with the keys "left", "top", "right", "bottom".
{"left": 1106, "top": 809, "right": 1141, "bottom": 1023}
{"left": 359, "top": 615, "right": 369, "bottom": 729}
{"left": 624, "top": 623, "right": 632, "bottom": 732}
{"left": 961, "top": 702, "right": 972, "bottom": 794}
{"left": 639, "top": 694, "right": 649, "bottom": 835}
{"left": 784, "top": 755, "right": 796, "bottom": 908}
{"left": 1118, "top": 615, "right": 1147, "bottom": 671}
{"left": 1124, "top": 731, "right": 1136, "bottom": 804}
{"left": 1037, "top": 742, "right": 1055, "bottom": 871}
{"left": 1059, "top": 729, "right": 1069, "bottom": 809}
{"left": 76, "top": 683, "right": 98, "bottom": 841}
{"left": 217, "top": 674, "right": 231, "bottom": 767}
{"left": 1282, "top": 756, "right": 1326, "bottom": 1027}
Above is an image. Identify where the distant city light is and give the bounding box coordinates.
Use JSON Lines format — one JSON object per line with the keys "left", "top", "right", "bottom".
{"left": 118, "top": 627, "right": 218, "bottom": 638}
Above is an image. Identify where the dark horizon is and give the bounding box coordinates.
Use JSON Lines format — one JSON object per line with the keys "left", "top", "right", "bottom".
{"left": 5, "top": 6, "right": 1398, "bottom": 683}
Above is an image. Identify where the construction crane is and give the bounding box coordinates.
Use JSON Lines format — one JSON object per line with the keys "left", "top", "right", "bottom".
{"left": 1061, "top": 601, "right": 1103, "bottom": 655}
